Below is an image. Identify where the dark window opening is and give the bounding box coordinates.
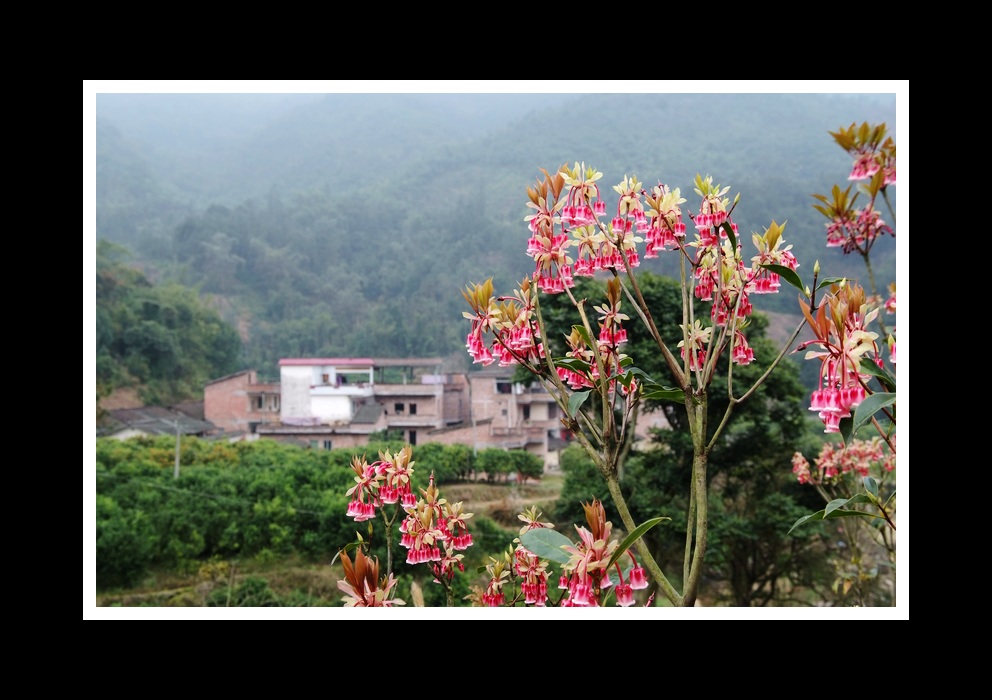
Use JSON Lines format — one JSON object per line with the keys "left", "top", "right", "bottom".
{"left": 394, "top": 403, "right": 404, "bottom": 414}
{"left": 409, "top": 430, "right": 417, "bottom": 446}
{"left": 409, "top": 403, "right": 417, "bottom": 415}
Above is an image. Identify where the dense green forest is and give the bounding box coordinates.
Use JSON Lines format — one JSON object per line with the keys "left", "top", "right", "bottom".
{"left": 92, "top": 91, "right": 898, "bottom": 400}
{"left": 96, "top": 239, "right": 242, "bottom": 406}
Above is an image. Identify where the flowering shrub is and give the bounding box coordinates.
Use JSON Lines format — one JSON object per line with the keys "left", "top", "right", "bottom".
{"left": 336, "top": 122, "right": 897, "bottom": 609}
{"left": 788, "top": 121, "right": 897, "bottom": 605}
{"left": 458, "top": 162, "right": 815, "bottom": 608}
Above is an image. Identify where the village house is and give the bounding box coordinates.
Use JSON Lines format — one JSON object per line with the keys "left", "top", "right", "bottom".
{"left": 202, "top": 357, "right": 570, "bottom": 470}
{"left": 202, "top": 369, "right": 281, "bottom": 438}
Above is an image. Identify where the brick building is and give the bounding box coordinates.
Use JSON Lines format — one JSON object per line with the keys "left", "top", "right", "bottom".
{"left": 203, "top": 358, "right": 569, "bottom": 469}
{"left": 203, "top": 369, "right": 281, "bottom": 438}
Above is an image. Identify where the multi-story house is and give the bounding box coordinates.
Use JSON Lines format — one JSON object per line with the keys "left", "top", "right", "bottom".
{"left": 257, "top": 357, "right": 471, "bottom": 451}
{"left": 203, "top": 358, "right": 569, "bottom": 470}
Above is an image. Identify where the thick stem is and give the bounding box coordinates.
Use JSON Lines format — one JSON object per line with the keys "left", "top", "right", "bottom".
{"left": 603, "top": 471, "right": 684, "bottom": 607}
{"left": 385, "top": 517, "right": 394, "bottom": 576}
{"left": 681, "top": 395, "right": 709, "bottom": 607}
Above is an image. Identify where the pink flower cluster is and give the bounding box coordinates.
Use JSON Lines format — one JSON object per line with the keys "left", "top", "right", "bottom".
{"left": 798, "top": 282, "right": 882, "bottom": 433}
{"left": 344, "top": 448, "right": 473, "bottom": 585}
{"left": 468, "top": 166, "right": 791, "bottom": 380}
{"left": 501, "top": 506, "right": 557, "bottom": 607}
{"left": 824, "top": 203, "right": 894, "bottom": 254}
{"left": 398, "top": 472, "right": 473, "bottom": 583}
{"left": 558, "top": 499, "right": 649, "bottom": 607}
{"left": 791, "top": 436, "right": 895, "bottom": 486}
{"left": 345, "top": 447, "right": 417, "bottom": 521}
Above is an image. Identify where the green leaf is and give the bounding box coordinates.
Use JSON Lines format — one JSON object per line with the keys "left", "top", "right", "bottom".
{"left": 719, "top": 220, "right": 737, "bottom": 252}
{"left": 864, "top": 476, "right": 879, "bottom": 499}
{"left": 624, "top": 366, "right": 653, "bottom": 380}
{"left": 606, "top": 517, "right": 670, "bottom": 570}
{"left": 815, "top": 276, "right": 849, "bottom": 292}
{"left": 787, "top": 513, "right": 821, "bottom": 535}
{"left": 788, "top": 495, "right": 881, "bottom": 535}
{"left": 859, "top": 358, "right": 896, "bottom": 392}
{"left": 567, "top": 390, "right": 591, "bottom": 417}
{"left": 843, "top": 493, "right": 874, "bottom": 507}
{"left": 555, "top": 357, "right": 590, "bottom": 373}
{"left": 761, "top": 263, "right": 804, "bottom": 295}
{"left": 641, "top": 385, "right": 685, "bottom": 403}
{"left": 823, "top": 498, "right": 851, "bottom": 517}
{"left": 788, "top": 508, "right": 877, "bottom": 535}
{"left": 625, "top": 368, "right": 684, "bottom": 403}
{"left": 841, "top": 393, "right": 896, "bottom": 444}
{"left": 519, "top": 528, "right": 574, "bottom": 565}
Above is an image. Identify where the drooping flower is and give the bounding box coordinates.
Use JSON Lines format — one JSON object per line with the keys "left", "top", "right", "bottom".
{"left": 642, "top": 183, "right": 687, "bottom": 257}
{"left": 797, "top": 281, "right": 881, "bottom": 433}
{"left": 558, "top": 498, "right": 620, "bottom": 607}
{"left": 812, "top": 184, "right": 894, "bottom": 255}
{"left": 482, "top": 553, "right": 512, "bottom": 607}
{"left": 400, "top": 471, "right": 473, "bottom": 581}
{"left": 345, "top": 454, "right": 380, "bottom": 522}
{"left": 510, "top": 506, "right": 556, "bottom": 606}
{"left": 462, "top": 278, "right": 501, "bottom": 366}
{"left": 749, "top": 220, "right": 798, "bottom": 294}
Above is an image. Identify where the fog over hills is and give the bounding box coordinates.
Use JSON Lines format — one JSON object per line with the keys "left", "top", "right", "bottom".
{"left": 89, "top": 83, "right": 902, "bottom": 388}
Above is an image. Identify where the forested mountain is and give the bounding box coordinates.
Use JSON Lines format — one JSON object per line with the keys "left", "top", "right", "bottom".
{"left": 92, "top": 90, "right": 899, "bottom": 394}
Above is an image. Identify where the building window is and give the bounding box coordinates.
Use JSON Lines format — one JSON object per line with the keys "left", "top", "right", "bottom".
{"left": 523, "top": 405, "right": 531, "bottom": 421}
{"left": 322, "top": 373, "right": 330, "bottom": 385}
{"left": 501, "top": 408, "right": 508, "bottom": 416}
{"left": 409, "top": 403, "right": 417, "bottom": 415}
{"left": 257, "top": 396, "right": 264, "bottom": 409}
{"left": 273, "top": 396, "right": 280, "bottom": 410}
{"left": 394, "top": 402, "right": 404, "bottom": 414}
{"left": 496, "top": 380, "right": 512, "bottom": 394}
{"left": 409, "top": 430, "right": 417, "bottom": 446}
{"left": 323, "top": 440, "right": 333, "bottom": 450}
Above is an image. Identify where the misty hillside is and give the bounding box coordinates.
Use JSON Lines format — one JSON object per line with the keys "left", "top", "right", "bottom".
{"left": 92, "top": 90, "right": 899, "bottom": 393}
